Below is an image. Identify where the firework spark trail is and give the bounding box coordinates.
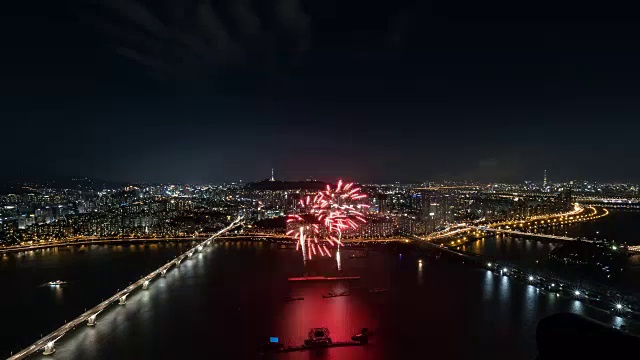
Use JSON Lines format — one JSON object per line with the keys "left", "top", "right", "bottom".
{"left": 287, "top": 179, "right": 369, "bottom": 259}
{"left": 312, "top": 180, "right": 369, "bottom": 244}
{"left": 286, "top": 196, "right": 322, "bottom": 259}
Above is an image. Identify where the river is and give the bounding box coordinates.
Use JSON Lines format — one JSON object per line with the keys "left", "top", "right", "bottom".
{"left": 461, "top": 209, "right": 640, "bottom": 294}
{"left": 1, "top": 237, "right": 634, "bottom": 359}
{"left": 0, "top": 242, "right": 193, "bottom": 357}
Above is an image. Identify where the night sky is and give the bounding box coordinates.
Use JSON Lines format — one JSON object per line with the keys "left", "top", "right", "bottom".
{"left": 3, "top": 0, "right": 640, "bottom": 184}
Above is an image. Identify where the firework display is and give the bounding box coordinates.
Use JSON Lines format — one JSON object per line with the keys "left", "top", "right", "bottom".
{"left": 286, "top": 196, "right": 328, "bottom": 259}
{"left": 287, "top": 180, "right": 368, "bottom": 259}
{"left": 314, "top": 180, "right": 369, "bottom": 244}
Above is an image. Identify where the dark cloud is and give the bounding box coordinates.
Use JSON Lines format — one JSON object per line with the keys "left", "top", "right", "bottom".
{"left": 274, "top": 0, "right": 310, "bottom": 51}
{"left": 227, "top": 0, "right": 261, "bottom": 38}
{"left": 94, "top": 0, "right": 311, "bottom": 80}
{"left": 386, "top": 5, "right": 423, "bottom": 48}
{"left": 430, "top": 153, "right": 528, "bottom": 183}
{"left": 468, "top": 155, "right": 526, "bottom": 183}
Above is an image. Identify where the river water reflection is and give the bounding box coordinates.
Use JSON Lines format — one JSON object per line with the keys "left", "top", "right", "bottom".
{"left": 2, "top": 239, "right": 633, "bottom": 360}
{"left": 0, "top": 242, "right": 192, "bottom": 357}
{"left": 460, "top": 210, "right": 640, "bottom": 295}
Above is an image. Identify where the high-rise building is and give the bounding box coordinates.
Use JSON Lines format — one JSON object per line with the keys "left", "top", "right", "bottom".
{"left": 78, "top": 201, "right": 86, "bottom": 214}
{"left": 557, "top": 182, "right": 573, "bottom": 211}
{"left": 377, "top": 194, "right": 388, "bottom": 215}
{"left": 18, "top": 215, "right": 27, "bottom": 229}
{"left": 420, "top": 190, "right": 447, "bottom": 233}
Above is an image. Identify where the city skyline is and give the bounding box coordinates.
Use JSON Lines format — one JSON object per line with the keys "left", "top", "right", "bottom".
{"left": 5, "top": 1, "right": 640, "bottom": 358}
{"left": 0, "top": 169, "right": 634, "bottom": 187}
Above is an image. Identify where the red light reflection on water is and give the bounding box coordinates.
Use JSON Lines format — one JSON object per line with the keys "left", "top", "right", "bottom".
{"left": 267, "top": 251, "right": 386, "bottom": 359}
{"left": 274, "top": 281, "right": 381, "bottom": 359}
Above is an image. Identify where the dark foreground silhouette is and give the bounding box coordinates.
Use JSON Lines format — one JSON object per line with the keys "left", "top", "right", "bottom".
{"left": 537, "top": 313, "right": 640, "bottom": 359}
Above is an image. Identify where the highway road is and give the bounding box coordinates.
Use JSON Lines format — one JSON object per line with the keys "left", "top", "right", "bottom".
{"left": 0, "top": 232, "right": 288, "bottom": 255}
{"left": 469, "top": 227, "right": 586, "bottom": 242}
{"left": 0, "top": 237, "right": 207, "bottom": 255}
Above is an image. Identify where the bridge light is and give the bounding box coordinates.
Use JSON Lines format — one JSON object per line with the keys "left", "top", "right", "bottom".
{"left": 528, "top": 276, "right": 534, "bottom": 281}
{"left": 616, "top": 303, "right": 623, "bottom": 310}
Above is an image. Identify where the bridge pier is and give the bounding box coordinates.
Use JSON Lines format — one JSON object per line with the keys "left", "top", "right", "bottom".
{"left": 143, "top": 280, "right": 150, "bottom": 290}
{"left": 187, "top": 252, "right": 194, "bottom": 258}
{"left": 175, "top": 259, "right": 181, "bottom": 267}
{"left": 161, "top": 269, "right": 167, "bottom": 277}
{"left": 118, "top": 294, "right": 128, "bottom": 305}
{"left": 87, "top": 314, "right": 97, "bottom": 326}
{"left": 42, "top": 342, "right": 56, "bottom": 355}
{"left": 196, "top": 245, "right": 202, "bottom": 252}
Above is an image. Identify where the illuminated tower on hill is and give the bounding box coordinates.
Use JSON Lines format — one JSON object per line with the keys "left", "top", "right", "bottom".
{"left": 543, "top": 169, "right": 547, "bottom": 187}
{"left": 270, "top": 168, "right": 275, "bottom": 182}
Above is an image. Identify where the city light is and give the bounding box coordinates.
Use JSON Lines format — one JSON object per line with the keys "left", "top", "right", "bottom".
{"left": 7, "top": 13, "right": 640, "bottom": 356}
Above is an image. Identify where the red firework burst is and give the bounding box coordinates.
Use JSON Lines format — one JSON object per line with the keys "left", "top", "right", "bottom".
{"left": 313, "top": 179, "right": 369, "bottom": 244}
{"left": 285, "top": 195, "right": 330, "bottom": 258}
{"left": 286, "top": 180, "right": 369, "bottom": 259}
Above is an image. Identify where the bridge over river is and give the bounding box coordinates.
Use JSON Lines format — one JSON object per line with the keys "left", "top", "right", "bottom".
{"left": 466, "top": 227, "right": 640, "bottom": 255}
{"left": 468, "top": 226, "right": 591, "bottom": 243}
{"left": 7, "top": 217, "right": 244, "bottom": 360}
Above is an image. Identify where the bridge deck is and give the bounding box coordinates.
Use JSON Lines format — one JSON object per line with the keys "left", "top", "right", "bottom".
{"left": 471, "top": 227, "right": 584, "bottom": 242}
{"left": 7, "top": 217, "right": 243, "bottom": 360}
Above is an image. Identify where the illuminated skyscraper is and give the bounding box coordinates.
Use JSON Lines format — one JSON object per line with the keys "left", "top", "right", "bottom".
{"left": 558, "top": 188, "right": 573, "bottom": 211}
{"left": 377, "top": 194, "right": 388, "bottom": 215}
{"left": 420, "top": 190, "right": 446, "bottom": 233}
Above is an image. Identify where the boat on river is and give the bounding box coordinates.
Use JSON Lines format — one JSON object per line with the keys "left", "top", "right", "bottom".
{"left": 322, "top": 291, "right": 351, "bottom": 298}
